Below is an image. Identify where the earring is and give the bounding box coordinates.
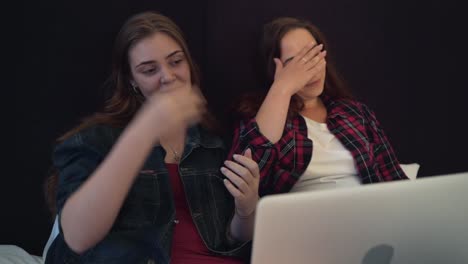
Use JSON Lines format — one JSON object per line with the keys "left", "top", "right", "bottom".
{"left": 132, "top": 85, "right": 140, "bottom": 95}
{"left": 131, "top": 84, "right": 145, "bottom": 102}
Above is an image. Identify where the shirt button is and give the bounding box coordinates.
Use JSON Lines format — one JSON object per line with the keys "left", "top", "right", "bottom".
{"left": 174, "top": 219, "right": 179, "bottom": 224}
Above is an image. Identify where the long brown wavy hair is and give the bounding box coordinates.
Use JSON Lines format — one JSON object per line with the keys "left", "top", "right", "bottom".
{"left": 236, "top": 17, "right": 353, "bottom": 119}
{"left": 44, "top": 11, "right": 216, "bottom": 216}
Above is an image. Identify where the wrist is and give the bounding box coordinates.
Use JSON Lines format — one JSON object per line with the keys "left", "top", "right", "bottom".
{"left": 235, "top": 207, "right": 255, "bottom": 219}
{"left": 270, "top": 81, "right": 295, "bottom": 97}
{"left": 130, "top": 109, "right": 164, "bottom": 144}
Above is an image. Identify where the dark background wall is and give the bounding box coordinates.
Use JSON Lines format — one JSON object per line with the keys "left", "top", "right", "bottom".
{"left": 10, "top": 0, "right": 466, "bottom": 255}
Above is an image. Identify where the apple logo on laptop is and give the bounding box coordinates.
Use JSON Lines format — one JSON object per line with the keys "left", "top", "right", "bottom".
{"left": 361, "top": 244, "right": 394, "bottom": 264}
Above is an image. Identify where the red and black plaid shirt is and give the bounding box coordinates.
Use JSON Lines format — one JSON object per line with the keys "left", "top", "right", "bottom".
{"left": 228, "top": 96, "right": 408, "bottom": 195}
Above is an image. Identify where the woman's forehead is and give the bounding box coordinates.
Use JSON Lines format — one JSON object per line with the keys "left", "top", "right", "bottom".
{"left": 280, "top": 28, "right": 316, "bottom": 58}
{"left": 129, "top": 33, "right": 182, "bottom": 64}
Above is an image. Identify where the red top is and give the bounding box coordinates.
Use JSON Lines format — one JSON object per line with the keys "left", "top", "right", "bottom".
{"left": 166, "top": 163, "right": 242, "bottom": 264}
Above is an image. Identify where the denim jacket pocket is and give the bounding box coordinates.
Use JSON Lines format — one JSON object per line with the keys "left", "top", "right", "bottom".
{"left": 114, "top": 171, "right": 161, "bottom": 229}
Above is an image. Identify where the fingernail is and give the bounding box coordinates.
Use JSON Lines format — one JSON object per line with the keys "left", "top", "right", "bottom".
{"left": 233, "top": 154, "right": 239, "bottom": 160}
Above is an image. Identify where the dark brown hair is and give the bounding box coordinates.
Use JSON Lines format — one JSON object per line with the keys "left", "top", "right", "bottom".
{"left": 44, "top": 11, "right": 215, "bottom": 216}
{"left": 237, "top": 17, "right": 352, "bottom": 118}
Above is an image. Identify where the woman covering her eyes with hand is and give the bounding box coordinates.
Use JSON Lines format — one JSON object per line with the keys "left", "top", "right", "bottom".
{"left": 229, "top": 17, "right": 407, "bottom": 196}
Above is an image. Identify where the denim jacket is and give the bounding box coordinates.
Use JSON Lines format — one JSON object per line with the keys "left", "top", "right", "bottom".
{"left": 45, "top": 125, "right": 250, "bottom": 264}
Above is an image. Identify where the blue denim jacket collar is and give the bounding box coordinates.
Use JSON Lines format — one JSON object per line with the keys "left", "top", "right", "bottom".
{"left": 186, "top": 125, "right": 224, "bottom": 148}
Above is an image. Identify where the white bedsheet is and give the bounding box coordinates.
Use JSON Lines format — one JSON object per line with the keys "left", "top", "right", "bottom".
{"left": 0, "top": 245, "right": 43, "bottom": 264}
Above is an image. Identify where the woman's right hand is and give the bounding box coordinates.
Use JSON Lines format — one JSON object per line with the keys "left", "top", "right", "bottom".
{"left": 272, "top": 42, "right": 327, "bottom": 96}
{"left": 140, "top": 85, "right": 206, "bottom": 141}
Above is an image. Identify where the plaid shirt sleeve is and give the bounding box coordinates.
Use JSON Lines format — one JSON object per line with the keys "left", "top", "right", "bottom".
{"left": 228, "top": 118, "right": 309, "bottom": 195}
{"left": 360, "top": 103, "right": 408, "bottom": 181}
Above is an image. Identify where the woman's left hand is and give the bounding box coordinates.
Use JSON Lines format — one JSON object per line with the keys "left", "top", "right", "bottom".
{"left": 222, "top": 148, "right": 260, "bottom": 217}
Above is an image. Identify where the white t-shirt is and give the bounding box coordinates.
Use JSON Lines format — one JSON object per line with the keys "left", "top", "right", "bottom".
{"left": 290, "top": 116, "right": 361, "bottom": 192}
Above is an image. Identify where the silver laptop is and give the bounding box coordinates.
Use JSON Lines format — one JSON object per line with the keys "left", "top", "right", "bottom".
{"left": 251, "top": 172, "right": 468, "bottom": 264}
